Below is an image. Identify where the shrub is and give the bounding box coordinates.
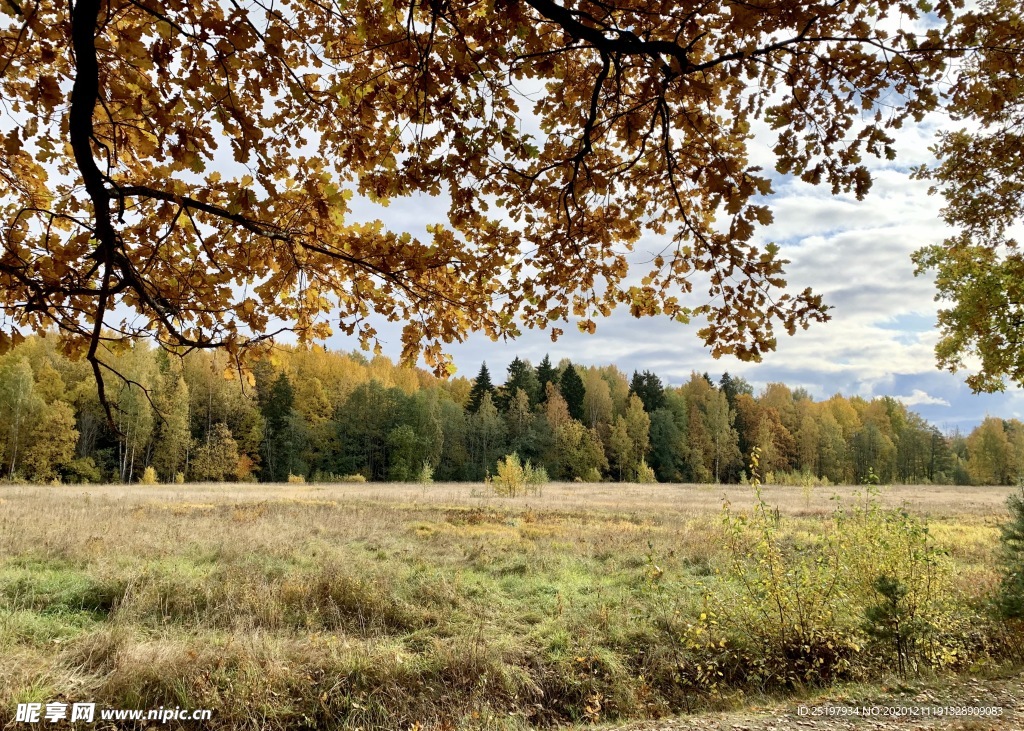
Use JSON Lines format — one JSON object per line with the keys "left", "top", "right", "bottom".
{"left": 417, "top": 461, "right": 434, "bottom": 486}
{"left": 836, "top": 485, "right": 967, "bottom": 674}
{"left": 634, "top": 458, "right": 657, "bottom": 483}
{"left": 719, "top": 448, "right": 854, "bottom": 688}
{"left": 312, "top": 471, "right": 369, "bottom": 484}
{"left": 286, "top": 473, "right": 306, "bottom": 484}
{"left": 139, "top": 466, "right": 158, "bottom": 485}
{"left": 998, "top": 486, "right": 1024, "bottom": 618}
{"left": 174, "top": 472, "right": 185, "bottom": 484}
{"left": 494, "top": 453, "right": 526, "bottom": 497}
{"left": 524, "top": 462, "right": 548, "bottom": 487}
{"left": 861, "top": 467, "right": 881, "bottom": 485}
{"left": 493, "top": 453, "right": 545, "bottom": 497}
{"left": 863, "top": 574, "right": 927, "bottom": 676}
{"left": 763, "top": 469, "right": 829, "bottom": 489}
{"left": 62, "top": 457, "right": 101, "bottom": 484}
{"left": 714, "top": 448, "right": 962, "bottom": 687}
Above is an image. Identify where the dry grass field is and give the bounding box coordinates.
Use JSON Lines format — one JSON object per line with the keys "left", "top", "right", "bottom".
{"left": 0, "top": 481, "right": 1020, "bottom": 729}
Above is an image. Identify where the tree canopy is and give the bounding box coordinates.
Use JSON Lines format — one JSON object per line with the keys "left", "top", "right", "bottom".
{"left": 913, "top": 0, "right": 1024, "bottom": 392}
{"left": 0, "top": 0, "right": 1015, "bottom": 399}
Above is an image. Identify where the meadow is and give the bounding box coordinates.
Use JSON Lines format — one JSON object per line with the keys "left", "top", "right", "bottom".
{"left": 0, "top": 481, "right": 1020, "bottom": 729}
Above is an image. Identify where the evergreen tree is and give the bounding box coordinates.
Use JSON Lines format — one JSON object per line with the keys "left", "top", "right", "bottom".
{"left": 559, "top": 362, "right": 586, "bottom": 421}
{"left": 333, "top": 381, "right": 403, "bottom": 480}
{"left": 500, "top": 357, "right": 540, "bottom": 410}
{"left": 261, "top": 372, "right": 296, "bottom": 481}
{"left": 629, "top": 370, "right": 666, "bottom": 412}
{"left": 649, "top": 404, "right": 687, "bottom": 482}
{"left": 719, "top": 371, "right": 753, "bottom": 409}
{"left": 252, "top": 358, "right": 278, "bottom": 411}
{"left": 467, "top": 362, "right": 495, "bottom": 413}
{"left": 536, "top": 355, "right": 559, "bottom": 403}
{"left": 998, "top": 487, "right": 1024, "bottom": 618}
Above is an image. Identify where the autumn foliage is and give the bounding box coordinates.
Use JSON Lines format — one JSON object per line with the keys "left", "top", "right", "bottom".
{"left": 3, "top": 0, "right": 999, "bottom": 396}
{"left": 1, "top": 335, "right": 1021, "bottom": 486}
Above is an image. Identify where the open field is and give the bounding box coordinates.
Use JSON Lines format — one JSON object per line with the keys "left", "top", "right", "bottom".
{"left": 3, "top": 479, "right": 1014, "bottom": 517}
{"left": 1, "top": 482, "right": 1021, "bottom": 729}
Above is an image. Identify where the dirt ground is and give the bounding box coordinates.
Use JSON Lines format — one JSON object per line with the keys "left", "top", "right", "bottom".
{"left": 614, "top": 672, "right": 1024, "bottom": 730}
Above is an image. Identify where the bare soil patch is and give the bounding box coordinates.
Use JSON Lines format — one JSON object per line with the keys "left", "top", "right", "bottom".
{"left": 615, "top": 673, "right": 1024, "bottom": 730}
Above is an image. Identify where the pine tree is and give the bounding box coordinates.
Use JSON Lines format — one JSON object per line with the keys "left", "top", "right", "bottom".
{"left": 559, "top": 362, "right": 586, "bottom": 421}
{"left": 649, "top": 400, "right": 688, "bottom": 482}
{"left": 719, "top": 371, "right": 753, "bottom": 409}
{"left": 499, "top": 357, "right": 540, "bottom": 410}
{"left": 261, "top": 372, "right": 296, "bottom": 481}
{"left": 467, "top": 362, "right": 495, "bottom": 413}
{"left": 536, "top": 355, "right": 559, "bottom": 403}
{"left": 629, "top": 370, "right": 666, "bottom": 412}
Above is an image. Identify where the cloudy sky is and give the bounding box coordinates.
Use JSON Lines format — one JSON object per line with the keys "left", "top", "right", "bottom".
{"left": 323, "top": 105, "right": 1023, "bottom": 434}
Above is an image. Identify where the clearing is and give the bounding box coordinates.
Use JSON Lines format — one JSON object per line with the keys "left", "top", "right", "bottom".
{"left": 0, "top": 481, "right": 1019, "bottom": 729}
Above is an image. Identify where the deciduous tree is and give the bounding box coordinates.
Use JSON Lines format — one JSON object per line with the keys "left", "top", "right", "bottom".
{"left": 3, "top": 0, "right": 977, "bottom": 406}
{"left": 20, "top": 401, "right": 78, "bottom": 482}
{"left": 914, "top": 0, "right": 1024, "bottom": 392}
{"left": 191, "top": 422, "right": 240, "bottom": 482}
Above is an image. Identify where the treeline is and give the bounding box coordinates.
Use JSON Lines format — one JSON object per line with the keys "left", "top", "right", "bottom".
{"left": 0, "top": 335, "right": 1021, "bottom": 485}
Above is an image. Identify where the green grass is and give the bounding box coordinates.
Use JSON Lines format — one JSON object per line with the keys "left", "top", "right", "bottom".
{"left": 0, "top": 482, "right": 1020, "bottom": 729}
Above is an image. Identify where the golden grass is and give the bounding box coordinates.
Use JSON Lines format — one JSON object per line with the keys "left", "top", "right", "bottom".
{"left": 0, "top": 481, "right": 1018, "bottom": 729}
{"left": 3, "top": 479, "right": 1013, "bottom": 521}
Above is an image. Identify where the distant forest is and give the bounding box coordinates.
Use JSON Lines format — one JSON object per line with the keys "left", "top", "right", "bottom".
{"left": 0, "top": 335, "right": 1019, "bottom": 486}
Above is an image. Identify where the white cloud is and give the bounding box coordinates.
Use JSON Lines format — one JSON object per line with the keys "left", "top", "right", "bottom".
{"left": 324, "top": 85, "right": 1023, "bottom": 432}
{"left": 895, "top": 389, "right": 951, "bottom": 407}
